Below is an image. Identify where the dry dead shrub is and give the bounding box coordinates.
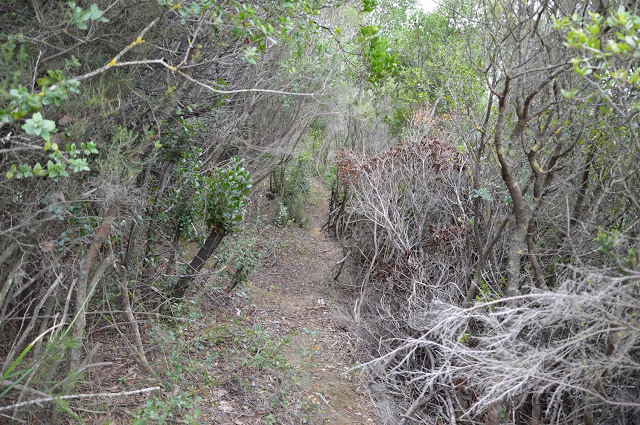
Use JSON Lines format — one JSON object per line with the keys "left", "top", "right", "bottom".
{"left": 333, "top": 137, "right": 640, "bottom": 424}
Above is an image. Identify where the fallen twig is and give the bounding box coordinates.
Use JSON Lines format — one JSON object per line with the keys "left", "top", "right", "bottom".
{"left": 0, "top": 386, "right": 160, "bottom": 412}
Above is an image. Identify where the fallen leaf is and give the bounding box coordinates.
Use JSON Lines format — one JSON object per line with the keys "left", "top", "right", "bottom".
{"left": 59, "top": 114, "right": 74, "bottom": 126}
{"left": 211, "top": 388, "right": 227, "bottom": 398}
{"left": 218, "top": 401, "right": 233, "bottom": 412}
{"left": 41, "top": 241, "right": 55, "bottom": 252}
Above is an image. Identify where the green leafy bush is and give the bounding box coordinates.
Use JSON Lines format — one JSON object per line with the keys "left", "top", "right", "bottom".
{"left": 270, "top": 153, "right": 311, "bottom": 227}
{"left": 206, "top": 157, "right": 253, "bottom": 233}
{"left": 132, "top": 393, "right": 202, "bottom": 425}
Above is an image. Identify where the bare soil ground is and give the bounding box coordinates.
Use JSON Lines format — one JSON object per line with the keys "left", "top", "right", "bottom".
{"left": 167, "top": 180, "right": 378, "bottom": 424}
{"left": 243, "top": 181, "right": 377, "bottom": 424}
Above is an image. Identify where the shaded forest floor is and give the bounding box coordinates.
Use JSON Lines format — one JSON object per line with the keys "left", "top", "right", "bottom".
{"left": 84, "top": 181, "right": 377, "bottom": 425}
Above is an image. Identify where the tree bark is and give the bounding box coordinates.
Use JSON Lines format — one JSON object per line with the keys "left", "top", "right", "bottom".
{"left": 491, "top": 73, "right": 532, "bottom": 298}
{"left": 485, "top": 399, "right": 503, "bottom": 425}
{"left": 526, "top": 221, "right": 548, "bottom": 290}
{"left": 71, "top": 203, "right": 117, "bottom": 369}
{"left": 112, "top": 261, "right": 152, "bottom": 374}
{"left": 143, "top": 161, "right": 175, "bottom": 281}
{"left": 225, "top": 266, "right": 245, "bottom": 294}
{"left": 171, "top": 227, "right": 227, "bottom": 299}
{"left": 166, "top": 222, "right": 181, "bottom": 276}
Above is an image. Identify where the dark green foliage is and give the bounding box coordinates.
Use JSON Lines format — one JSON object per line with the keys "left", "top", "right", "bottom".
{"left": 358, "top": 25, "right": 398, "bottom": 85}
{"left": 158, "top": 138, "right": 206, "bottom": 242}
{"left": 170, "top": 158, "right": 252, "bottom": 298}
{"left": 206, "top": 157, "right": 253, "bottom": 233}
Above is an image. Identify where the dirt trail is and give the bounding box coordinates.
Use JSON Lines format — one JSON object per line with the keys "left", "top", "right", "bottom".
{"left": 248, "top": 181, "right": 377, "bottom": 424}
{"left": 23, "top": 180, "right": 378, "bottom": 425}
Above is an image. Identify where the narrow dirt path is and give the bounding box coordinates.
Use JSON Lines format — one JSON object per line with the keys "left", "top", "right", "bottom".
{"left": 248, "top": 181, "right": 377, "bottom": 424}
{"left": 66, "top": 181, "right": 377, "bottom": 425}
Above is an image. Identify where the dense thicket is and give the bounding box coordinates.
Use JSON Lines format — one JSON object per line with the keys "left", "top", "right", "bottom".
{"left": 330, "top": 0, "right": 640, "bottom": 424}
{"left": 0, "top": 0, "right": 363, "bottom": 421}
{"left": 1, "top": 0, "right": 639, "bottom": 423}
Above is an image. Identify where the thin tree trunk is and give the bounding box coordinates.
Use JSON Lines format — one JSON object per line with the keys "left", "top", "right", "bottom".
{"left": 71, "top": 203, "right": 117, "bottom": 369}
{"left": 171, "top": 228, "right": 227, "bottom": 299}
{"left": 491, "top": 73, "right": 531, "bottom": 297}
{"left": 526, "top": 221, "right": 548, "bottom": 290}
{"left": 0, "top": 241, "right": 19, "bottom": 273}
{"left": 531, "top": 393, "right": 541, "bottom": 425}
{"left": 225, "top": 267, "right": 245, "bottom": 294}
{"left": 465, "top": 216, "right": 509, "bottom": 305}
{"left": 112, "top": 261, "right": 152, "bottom": 373}
{"left": 166, "top": 222, "right": 181, "bottom": 276}
{"left": 143, "top": 161, "right": 174, "bottom": 281}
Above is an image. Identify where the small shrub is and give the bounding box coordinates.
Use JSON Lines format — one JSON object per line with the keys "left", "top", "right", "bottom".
{"left": 132, "top": 393, "right": 202, "bottom": 425}
{"left": 215, "top": 235, "right": 260, "bottom": 292}
{"left": 270, "top": 152, "right": 311, "bottom": 226}
{"left": 274, "top": 201, "right": 289, "bottom": 227}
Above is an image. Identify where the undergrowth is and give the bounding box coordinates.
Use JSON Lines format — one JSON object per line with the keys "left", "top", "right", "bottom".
{"left": 270, "top": 153, "right": 312, "bottom": 227}
{"left": 135, "top": 297, "right": 322, "bottom": 424}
